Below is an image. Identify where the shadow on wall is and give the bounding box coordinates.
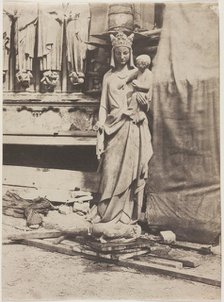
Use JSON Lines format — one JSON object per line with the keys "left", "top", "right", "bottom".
{"left": 3, "top": 145, "right": 98, "bottom": 172}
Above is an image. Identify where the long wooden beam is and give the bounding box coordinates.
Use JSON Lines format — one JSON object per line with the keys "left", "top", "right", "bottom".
{"left": 117, "top": 259, "right": 221, "bottom": 288}
{"left": 5, "top": 230, "right": 64, "bottom": 241}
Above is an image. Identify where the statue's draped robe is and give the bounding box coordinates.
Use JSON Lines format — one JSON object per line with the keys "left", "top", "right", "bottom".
{"left": 15, "top": 4, "right": 37, "bottom": 72}
{"left": 38, "top": 5, "right": 63, "bottom": 71}
{"left": 3, "top": 10, "right": 11, "bottom": 72}
{"left": 66, "top": 4, "right": 90, "bottom": 76}
{"left": 91, "top": 68, "right": 153, "bottom": 224}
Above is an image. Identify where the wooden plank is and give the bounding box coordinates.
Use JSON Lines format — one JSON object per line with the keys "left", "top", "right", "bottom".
{"left": 117, "top": 250, "right": 150, "bottom": 260}
{"left": 148, "top": 253, "right": 200, "bottom": 268}
{"left": 52, "top": 235, "right": 151, "bottom": 255}
{"left": 149, "top": 245, "right": 201, "bottom": 268}
{"left": 83, "top": 246, "right": 149, "bottom": 255}
{"left": 72, "top": 244, "right": 149, "bottom": 260}
{"left": 3, "top": 165, "right": 99, "bottom": 193}
{"left": 168, "top": 241, "right": 212, "bottom": 255}
{"left": 117, "top": 259, "right": 221, "bottom": 288}
{"left": 3, "top": 135, "right": 96, "bottom": 146}
{"left": 22, "top": 238, "right": 80, "bottom": 257}
{"left": 75, "top": 237, "right": 153, "bottom": 253}
{"left": 145, "top": 256, "right": 183, "bottom": 269}
{"left": 53, "top": 235, "right": 67, "bottom": 245}
{"left": 22, "top": 238, "right": 149, "bottom": 261}
{"left": 6, "top": 230, "right": 64, "bottom": 241}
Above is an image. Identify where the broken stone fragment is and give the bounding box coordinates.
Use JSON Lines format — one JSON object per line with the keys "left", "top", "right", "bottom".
{"left": 58, "top": 205, "right": 72, "bottom": 215}
{"left": 73, "top": 202, "right": 90, "bottom": 214}
{"left": 160, "top": 231, "right": 176, "bottom": 244}
{"left": 70, "top": 190, "right": 92, "bottom": 198}
{"left": 73, "top": 195, "right": 93, "bottom": 203}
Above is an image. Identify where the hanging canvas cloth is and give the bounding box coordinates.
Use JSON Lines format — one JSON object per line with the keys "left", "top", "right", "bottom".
{"left": 146, "top": 3, "right": 220, "bottom": 244}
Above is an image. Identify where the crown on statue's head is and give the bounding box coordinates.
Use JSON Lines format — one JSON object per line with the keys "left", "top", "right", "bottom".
{"left": 110, "top": 31, "right": 134, "bottom": 49}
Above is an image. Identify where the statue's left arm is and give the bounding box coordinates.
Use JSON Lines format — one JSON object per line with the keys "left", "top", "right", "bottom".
{"left": 136, "top": 69, "right": 153, "bottom": 111}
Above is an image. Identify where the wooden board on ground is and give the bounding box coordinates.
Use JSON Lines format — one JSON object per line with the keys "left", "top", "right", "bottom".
{"left": 148, "top": 247, "right": 202, "bottom": 268}
{"left": 20, "top": 238, "right": 221, "bottom": 287}
{"left": 117, "top": 258, "right": 221, "bottom": 288}
{"left": 168, "top": 241, "right": 212, "bottom": 254}
{"left": 6, "top": 230, "right": 64, "bottom": 241}
{"left": 22, "top": 238, "right": 150, "bottom": 260}
{"left": 145, "top": 256, "right": 183, "bottom": 269}
{"left": 74, "top": 237, "right": 154, "bottom": 253}
{"left": 3, "top": 165, "right": 100, "bottom": 193}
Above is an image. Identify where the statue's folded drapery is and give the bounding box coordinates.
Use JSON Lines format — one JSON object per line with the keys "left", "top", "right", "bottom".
{"left": 38, "top": 4, "right": 63, "bottom": 71}
{"left": 91, "top": 69, "right": 153, "bottom": 224}
{"left": 66, "top": 4, "right": 90, "bottom": 76}
{"left": 15, "top": 3, "right": 37, "bottom": 73}
{"left": 3, "top": 9, "right": 12, "bottom": 72}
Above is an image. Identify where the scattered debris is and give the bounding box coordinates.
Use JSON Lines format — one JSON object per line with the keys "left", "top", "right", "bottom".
{"left": 3, "top": 212, "right": 221, "bottom": 288}
{"left": 2, "top": 176, "right": 220, "bottom": 289}
{"left": 11, "top": 235, "right": 220, "bottom": 288}
{"left": 3, "top": 191, "right": 54, "bottom": 227}
{"left": 73, "top": 202, "right": 90, "bottom": 215}
{"left": 58, "top": 205, "right": 72, "bottom": 215}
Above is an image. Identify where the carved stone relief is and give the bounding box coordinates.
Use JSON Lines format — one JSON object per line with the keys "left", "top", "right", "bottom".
{"left": 3, "top": 104, "right": 98, "bottom": 135}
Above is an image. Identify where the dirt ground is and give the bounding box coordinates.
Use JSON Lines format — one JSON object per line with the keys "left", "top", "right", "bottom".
{"left": 2, "top": 241, "right": 221, "bottom": 302}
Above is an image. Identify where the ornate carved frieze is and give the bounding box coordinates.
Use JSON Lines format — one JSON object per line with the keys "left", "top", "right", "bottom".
{"left": 3, "top": 93, "right": 99, "bottom": 137}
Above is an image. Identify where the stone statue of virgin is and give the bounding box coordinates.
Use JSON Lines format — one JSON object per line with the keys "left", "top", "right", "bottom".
{"left": 88, "top": 31, "right": 153, "bottom": 240}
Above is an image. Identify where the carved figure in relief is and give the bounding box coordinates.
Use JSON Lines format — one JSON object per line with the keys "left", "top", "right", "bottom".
{"left": 14, "top": 4, "right": 38, "bottom": 88}
{"left": 3, "top": 9, "right": 12, "bottom": 81}
{"left": 37, "top": 4, "right": 63, "bottom": 90}
{"left": 66, "top": 4, "right": 90, "bottom": 86}
{"left": 120, "top": 54, "right": 153, "bottom": 124}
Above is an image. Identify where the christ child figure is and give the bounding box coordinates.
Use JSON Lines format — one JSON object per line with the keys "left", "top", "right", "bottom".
{"left": 122, "top": 54, "right": 152, "bottom": 124}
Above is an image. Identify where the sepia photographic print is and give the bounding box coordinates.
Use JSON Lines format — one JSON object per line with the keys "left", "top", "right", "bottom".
{"left": 2, "top": 0, "right": 221, "bottom": 301}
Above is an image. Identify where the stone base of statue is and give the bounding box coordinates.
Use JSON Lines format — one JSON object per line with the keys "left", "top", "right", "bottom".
{"left": 43, "top": 211, "right": 141, "bottom": 242}
{"left": 90, "top": 221, "right": 142, "bottom": 242}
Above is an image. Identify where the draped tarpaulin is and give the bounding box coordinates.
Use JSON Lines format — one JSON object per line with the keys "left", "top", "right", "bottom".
{"left": 146, "top": 3, "right": 220, "bottom": 244}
